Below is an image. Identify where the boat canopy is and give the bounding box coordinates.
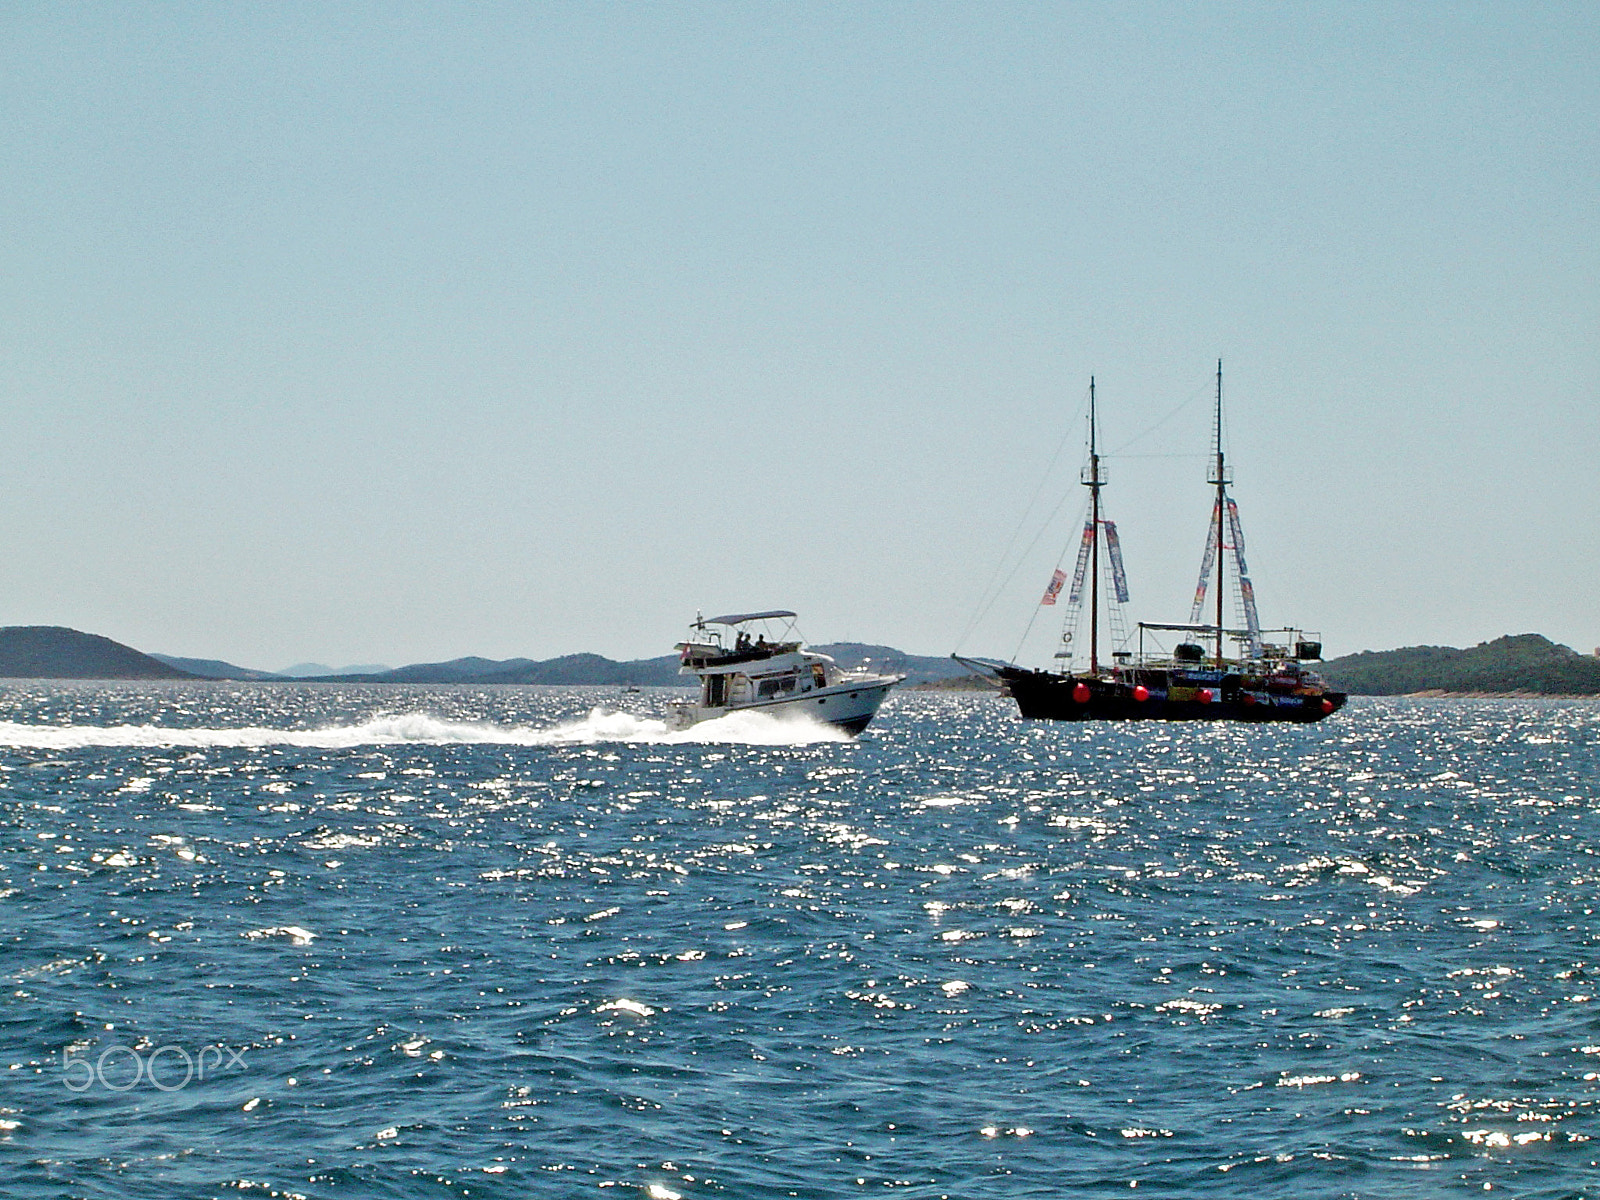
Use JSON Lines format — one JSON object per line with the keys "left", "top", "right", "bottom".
{"left": 1138, "top": 622, "right": 1253, "bottom": 636}
{"left": 1139, "top": 622, "right": 1315, "bottom": 640}
{"left": 702, "top": 610, "right": 797, "bottom": 626}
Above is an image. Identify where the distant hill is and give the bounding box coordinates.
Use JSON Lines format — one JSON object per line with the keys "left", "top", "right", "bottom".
{"left": 0, "top": 628, "right": 966, "bottom": 688}
{"left": 312, "top": 653, "right": 687, "bottom": 687}
{"left": 304, "top": 643, "right": 972, "bottom": 691}
{"left": 333, "top": 655, "right": 529, "bottom": 684}
{"left": 1320, "top": 634, "right": 1600, "bottom": 695}
{"left": 0, "top": 627, "right": 194, "bottom": 680}
{"left": 31, "top": 624, "right": 1597, "bottom": 695}
{"left": 305, "top": 645, "right": 977, "bottom": 688}
{"left": 812, "top": 643, "right": 974, "bottom": 686}
{"left": 152, "top": 654, "right": 282, "bottom": 681}
{"left": 306, "top": 645, "right": 974, "bottom": 687}
{"left": 911, "top": 673, "right": 1003, "bottom": 692}
{"left": 276, "top": 662, "right": 391, "bottom": 678}
{"left": 483, "top": 653, "right": 683, "bottom": 686}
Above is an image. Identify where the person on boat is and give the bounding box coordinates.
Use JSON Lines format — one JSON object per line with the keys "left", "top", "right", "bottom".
{"left": 736, "top": 631, "right": 751, "bottom": 652}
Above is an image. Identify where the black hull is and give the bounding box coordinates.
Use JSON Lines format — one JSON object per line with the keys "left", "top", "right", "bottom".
{"left": 997, "top": 666, "right": 1345, "bottom": 724}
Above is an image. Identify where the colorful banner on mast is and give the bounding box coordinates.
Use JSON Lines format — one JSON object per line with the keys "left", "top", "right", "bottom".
{"left": 1102, "top": 520, "right": 1130, "bottom": 604}
{"left": 1226, "top": 498, "right": 1263, "bottom": 653}
{"left": 1188, "top": 500, "right": 1222, "bottom": 623}
{"left": 1065, "top": 521, "right": 1094, "bottom": 605}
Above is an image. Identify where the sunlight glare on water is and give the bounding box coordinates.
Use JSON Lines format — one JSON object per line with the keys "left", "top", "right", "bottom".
{"left": 0, "top": 683, "right": 1597, "bottom": 1199}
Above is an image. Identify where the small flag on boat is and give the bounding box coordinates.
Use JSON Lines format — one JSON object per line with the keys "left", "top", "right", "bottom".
{"left": 1040, "top": 568, "right": 1067, "bottom": 606}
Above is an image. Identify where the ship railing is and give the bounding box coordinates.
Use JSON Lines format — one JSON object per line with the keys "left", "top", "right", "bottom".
{"left": 1134, "top": 622, "right": 1325, "bottom": 667}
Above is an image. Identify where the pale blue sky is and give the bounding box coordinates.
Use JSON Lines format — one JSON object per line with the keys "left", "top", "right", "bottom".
{"left": 2, "top": 2, "right": 1595, "bottom": 667}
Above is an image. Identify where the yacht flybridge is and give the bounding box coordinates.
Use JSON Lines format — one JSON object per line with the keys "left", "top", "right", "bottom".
{"left": 668, "top": 611, "right": 902, "bottom": 735}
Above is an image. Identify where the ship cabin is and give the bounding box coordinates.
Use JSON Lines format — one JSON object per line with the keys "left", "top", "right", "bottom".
{"left": 1125, "top": 622, "right": 1332, "bottom": 695}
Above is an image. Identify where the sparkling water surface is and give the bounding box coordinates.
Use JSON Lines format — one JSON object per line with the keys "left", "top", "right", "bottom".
{"left": 2, "top": 684, "right": 1597, "bottom": 1199}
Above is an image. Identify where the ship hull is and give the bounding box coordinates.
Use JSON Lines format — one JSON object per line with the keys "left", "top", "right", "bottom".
{"left": 998, "top": 666, "right": 1345, "bottom": 724}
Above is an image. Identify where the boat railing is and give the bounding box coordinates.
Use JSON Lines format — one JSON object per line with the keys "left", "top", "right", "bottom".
{"left": 1132, "top": 622, "right": 1325, "bottom": 668}
{"left": 680, "top": 641, "right": 802, "bottom": 669}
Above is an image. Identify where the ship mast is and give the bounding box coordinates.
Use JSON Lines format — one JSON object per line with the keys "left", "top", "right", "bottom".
{"left": 1084, "top": 377, "right": 1104, "bottom": 675}
{"left": 1209, "top": 360, "right": 1228, "bottom": 667}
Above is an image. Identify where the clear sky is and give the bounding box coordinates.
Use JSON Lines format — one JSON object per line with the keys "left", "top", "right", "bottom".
{"left": 2, "top": 2, "right": 1595, "bottom": 670}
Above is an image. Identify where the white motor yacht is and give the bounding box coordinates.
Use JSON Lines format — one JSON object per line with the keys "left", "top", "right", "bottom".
{"left": 667, "top": 611, "right": 902, "bottom": 735}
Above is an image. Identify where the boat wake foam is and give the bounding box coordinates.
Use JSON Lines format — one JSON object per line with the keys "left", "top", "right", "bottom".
{"left": 0, "top": 707, "right": 854, "bottom": 750}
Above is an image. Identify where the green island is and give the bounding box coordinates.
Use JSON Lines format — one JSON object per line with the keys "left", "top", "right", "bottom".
{"left": 1318, "top": 634, "right": 1600, "bottom": 696}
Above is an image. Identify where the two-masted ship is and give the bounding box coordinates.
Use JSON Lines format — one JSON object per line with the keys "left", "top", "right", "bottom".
{"left": 958, "top": 365, "right": 1346, "bottom": 723}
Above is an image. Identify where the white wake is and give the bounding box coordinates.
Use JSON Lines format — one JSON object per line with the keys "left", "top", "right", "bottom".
{"left": 0, "top": 707, "right": 854, "bottom": 750}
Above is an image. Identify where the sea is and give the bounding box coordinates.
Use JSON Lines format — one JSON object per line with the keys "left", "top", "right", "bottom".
{"left": 1, "top": 683, "right": 1597, "bottom": 1200}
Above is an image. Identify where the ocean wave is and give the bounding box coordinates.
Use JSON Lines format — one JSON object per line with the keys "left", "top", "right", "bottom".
{"left": 0, "top": 706, "right": 853, "bottom": 750}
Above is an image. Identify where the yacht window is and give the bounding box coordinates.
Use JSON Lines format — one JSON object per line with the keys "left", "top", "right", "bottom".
{"left": 757, "top": 673, "right": 798, "bottom": 698}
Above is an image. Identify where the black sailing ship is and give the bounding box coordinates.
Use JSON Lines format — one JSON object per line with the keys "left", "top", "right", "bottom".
{"left": 958, "top": 364, "right": 1346, "bottom": 723}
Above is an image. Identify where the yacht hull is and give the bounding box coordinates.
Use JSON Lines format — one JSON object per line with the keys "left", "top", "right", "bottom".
{"left": 668, "top": 680, "right": 895, "bottom": 735}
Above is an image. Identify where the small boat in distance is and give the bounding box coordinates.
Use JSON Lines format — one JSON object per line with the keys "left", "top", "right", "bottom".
{"left": 957, "top": 364, "right": 1346, "bottom": 723}
{"left": 668, "top": 611, "right": 903, "bottom": 735}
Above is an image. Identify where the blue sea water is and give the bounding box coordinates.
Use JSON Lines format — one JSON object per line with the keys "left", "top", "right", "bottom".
{"left": 1, "top": 684, "right": 1598, "bottom": 1199}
